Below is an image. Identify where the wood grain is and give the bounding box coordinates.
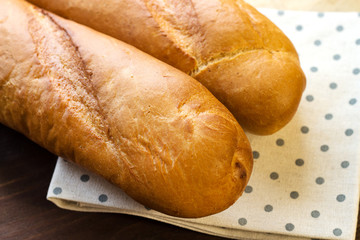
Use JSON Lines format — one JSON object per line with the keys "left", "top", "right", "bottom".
{"left": 0, "top": 123, "right": 359, "bottom": 240}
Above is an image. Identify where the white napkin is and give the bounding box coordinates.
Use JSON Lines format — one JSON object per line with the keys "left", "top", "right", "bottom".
{"left": 246, "top": 0, "right": 360, "bottom": 12}
{"left": 47, "top": 9, "right": 360, "bottom": 240}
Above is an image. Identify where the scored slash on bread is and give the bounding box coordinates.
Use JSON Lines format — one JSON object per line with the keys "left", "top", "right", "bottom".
{"left": 0, "top": 0, "right": 253, "bottom": 218}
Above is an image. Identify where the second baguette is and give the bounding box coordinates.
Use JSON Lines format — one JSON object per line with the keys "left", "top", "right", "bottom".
{"left": 27, "top": 0, "right": 307, "bottom": 135}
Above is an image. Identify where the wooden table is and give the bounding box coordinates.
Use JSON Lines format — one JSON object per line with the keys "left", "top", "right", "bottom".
{"left": 1, "top": 123, "right": 359, "bottom": 240}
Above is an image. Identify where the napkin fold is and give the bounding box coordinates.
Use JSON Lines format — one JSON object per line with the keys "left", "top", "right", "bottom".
{"left": 47, "top": 9, "right": 360, "bottom": 240}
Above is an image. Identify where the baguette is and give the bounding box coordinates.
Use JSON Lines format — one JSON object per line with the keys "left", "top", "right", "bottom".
{"left": 0, "top": 0, "right": 253, "bottom": 218}
{"left": 27, "top": 0, "right": 307, "bottom": 135}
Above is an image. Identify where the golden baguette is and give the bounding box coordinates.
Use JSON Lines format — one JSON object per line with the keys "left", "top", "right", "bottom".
{"left": 0, "top": 0, "right": 253, "bottom": 218}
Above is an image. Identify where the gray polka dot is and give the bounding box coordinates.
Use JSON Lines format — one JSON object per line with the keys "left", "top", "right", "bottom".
{"left": 336, "top": 25, "right": 344, "bottom": 32}
{"left": 353, "top": 68, "right": 360, "bottom": 75}
{"left": 276, "top": 138, "right": 284, "bottom": 146}
{"left": 270, "top": 172, "right": 279, "bottom": 180}
{"left": 314, "top": 40, "right": 321, "bottom": 46}
{"left": 80, "top": 174, "right": 90, "bottom": 182}
{"left": 336, "top": 194, "right": 346, "bottom": 202}
{"left": 356, "top": 39, "right": 360, "bottom": 45}
{"left": 320, "top": 145, "right": 329, "bottom": 152}
{"left": 290, "top": 191, "right": 299, "bottom": 199}
{"left": 349, "top": 98, "right": 357, "bottom": 105}
{"left": 311, "top": 210, "right": 320, "bottom": 218}
{"left": 318, "top": 12, "right": 324, "bottom": 18}
{"left": 244, "top": 185, "right": 253, "bottom": 193}
{"left": 310, "top": 66, "right": 318, "bottom": 72}
{"left": 285, "top": 223, "right": 295, "bottom": 231}
{"left": 333, "top": 54, "right": 341, "bottom": 60}
{"left": 316, "top": 177, "right": 325, "bottom": 185}
{"left": 295, "top": 158, "right": 304, "bottom": 166}
{"left": 253, "top": 151, "right": 260, "bottom": 159}
{"left": 345, "top": 129, "right": 353, "bottom": 136}
{"left": 99, "top": 194, "right": 108, "bottom": 203}
{"left": 333, "top": 228, "right": 342, "bottom": 236}
{"left": 264, "top": 205, "right": 273, "bottom": 212}
{"left": 329, "top": 82, "right": 337, "bottom": 89}
{"left": 325, "top": 113, "right": 333, "bottom": 120}
{"left": 278, "top": 10, "right": 284, "bottom": 16}
{"left": 341, "top": 161, "right": 350, "bottom": 168}
{"left": 238, "top": 218, "right": 247, "bottom": 226}
{"left": 296, "top": 25, "right": 303, "bottom": 31}
{"left": 306, "top": 95, "right": 314, "bottom": 102}
{"left": 53, "top": 187, "right": 62, "bottom": 195}
{"left": 301, "top": 126, "right": 309, "bottom": 134}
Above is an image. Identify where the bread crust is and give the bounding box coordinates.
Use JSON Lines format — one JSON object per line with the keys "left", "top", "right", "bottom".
{"left": 27, "top": 0, "right": 306, "bottom": 135}
{"left": 0, "top": 0, "right": 253, "bottom": 218}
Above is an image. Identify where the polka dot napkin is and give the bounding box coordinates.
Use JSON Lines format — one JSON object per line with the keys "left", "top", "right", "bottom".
{"left": 47, "top": 9, "right": 360, "bottom": 240}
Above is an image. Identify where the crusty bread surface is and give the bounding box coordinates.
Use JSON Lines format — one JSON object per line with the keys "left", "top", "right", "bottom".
{"left": 27, "top": 0, "right": 306, "bottom": 135}
{"left": 0, "top": 0, "right": 253, "bottom": 218}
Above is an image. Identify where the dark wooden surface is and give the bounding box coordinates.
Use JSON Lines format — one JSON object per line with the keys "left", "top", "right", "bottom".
{"left": 0, "top": 123, "right": 359, "bottom": 240}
